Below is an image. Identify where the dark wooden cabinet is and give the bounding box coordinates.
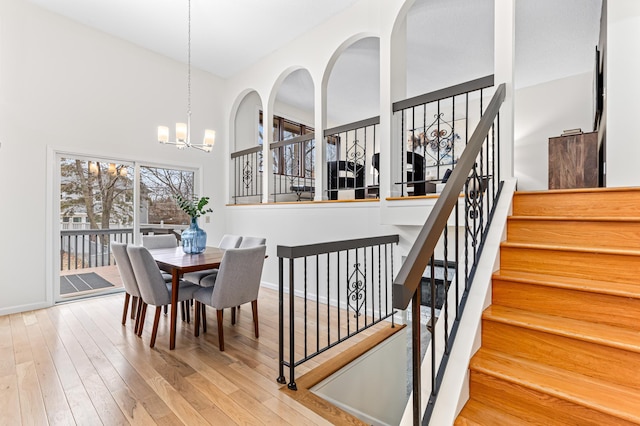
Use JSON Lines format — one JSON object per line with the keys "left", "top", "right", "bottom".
{"left": 548, "top": 131, "right": 600, "bottom": 189}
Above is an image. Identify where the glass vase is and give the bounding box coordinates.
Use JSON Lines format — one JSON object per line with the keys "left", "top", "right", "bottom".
{"left": 181, "top": 217, "right": 207, "bottom": 254}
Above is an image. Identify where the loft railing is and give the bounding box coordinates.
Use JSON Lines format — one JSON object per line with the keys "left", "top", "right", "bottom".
{"left": 393, "top": 75, "right": 495, "bottom": 197}
{"left": 393, "top": 83, "right": 505, "bottom": 425}
{"left": 231, "top": 146, "right": 263, "bottom": 204}
{"left": 324, "top": 117, "right": 379, "bottom": 200}
{"left": 277, "top": 234, "right": 398, "bottom": 389}
{"left": 270, "top": 133, "right": 316, "bottom": 202}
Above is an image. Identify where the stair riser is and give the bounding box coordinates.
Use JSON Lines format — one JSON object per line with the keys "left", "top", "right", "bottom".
{"left": 507, "top": 219, "right": 640, "bottom": 249}
{"left": 513, "top": 190, "right": 640, "bottom": 217}
{"left": 492, "top": 279, "right": 640, "bottom": 330}
{"left": 482, "top": 320, "right": 640, "bottom": 391}
{"left": 500, "top": 246, "right": 640, "bottom": 284}
{"left": 469, "top": 370, "right": 636, "bottom": 426}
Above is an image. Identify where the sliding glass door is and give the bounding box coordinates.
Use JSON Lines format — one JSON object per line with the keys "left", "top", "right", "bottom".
{"left": 57, "top": 154, "right": 197, "bottom": 301}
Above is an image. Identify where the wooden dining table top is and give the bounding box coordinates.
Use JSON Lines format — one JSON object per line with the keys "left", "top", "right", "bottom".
{"left": 149, "top": 246, "right": 226, "bottom": 274}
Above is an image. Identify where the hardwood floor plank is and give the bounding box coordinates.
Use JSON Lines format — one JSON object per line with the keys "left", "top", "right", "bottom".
{"left": 39, "top": 309, "right": 130, "bottom": 425}
{"left": 10, "top": 314, "right": 33, "bottom": 366}
{"left": 23, "top": 316, "right": 77, "bottom": 425}
{"left": 15, "top": 361, "right": 48, "bottom": 426}
{"left": 0, "top": 374, "right": 22, "bottom": 426}
{"left": 184, "top": 372, "right": 264, "bottom": 425}
{"left": 147, "top": 374, "right": 210, "bottom": 426}
{"left": 111, "top": 388, "right": 157, "bottom": 426}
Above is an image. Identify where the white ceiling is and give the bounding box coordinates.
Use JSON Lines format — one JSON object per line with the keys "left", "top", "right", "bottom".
{"left": 27, "top": 0, "right": 361, "bottom": 79}
{"left": 27, "top": 0, "right": 602, "bottom": 125}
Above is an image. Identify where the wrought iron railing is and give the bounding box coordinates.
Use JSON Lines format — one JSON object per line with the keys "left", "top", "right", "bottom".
{"left": 60, "top": 228, "right": 134, "bottom": 270}
{"left": 277, "top": 234, "right": 399, "bottom": 389}
{"left": 324, "top": 117, "right": 379, "bottom": 200}
{"left": 393, "top": 83, "right": 505, "bottom": 425}
{"left": 60, "top": 225, "right": 183, "bottom": 271}
{"left": 231, "top": 146, "right": 263, "bottom": 204}
{"left": 270, "top": 134, "right": 316, "bottom": 202}
{"left": 393, "top": 75, "right": 495, "bottom": 197}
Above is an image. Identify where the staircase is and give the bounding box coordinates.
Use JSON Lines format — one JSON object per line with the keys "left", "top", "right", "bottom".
{"left": 455, "top": 187, "right": 640, "bottom": 425}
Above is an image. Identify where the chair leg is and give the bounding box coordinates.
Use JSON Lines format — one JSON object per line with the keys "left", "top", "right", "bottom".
{"left": 181, "top": 301, "right": 186, "bottom": 322}
{"left": 122, "top": 293, "right": 130, "bottom": 325}
{"left": 137, "top": 303, "right": 148, "bottom": 337}
{"left": 251, "top": 300, "right": 259, "bottom": 338}
{"left": 131, "top": 296, "right": 138, "bottom": 320}
{"left": 216, "top": 310, "right": 224, "bottom": 351}
{"left": 186, "top": 301, "right": 191, "bottom": 324}
{"left": 134, "top": 300, "right": 143, "bottom": 334}
{"left": 231, "top": 307, "right": 236, "bottom": 325}
{"left": 202, "top": 304, "right": 207, "bottom": 333}
{"left": 150, "top": 306, "right": 162, "bottom": 348}
{"left": 194, "top": 301, "right": 201, "bottom": 337}
{"left": 164, "top": 305, "right": 168, "bottom": 315}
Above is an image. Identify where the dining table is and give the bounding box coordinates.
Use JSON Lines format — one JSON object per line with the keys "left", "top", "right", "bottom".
{"left": 149, "top": 246, "right": 225, "bottom": 349}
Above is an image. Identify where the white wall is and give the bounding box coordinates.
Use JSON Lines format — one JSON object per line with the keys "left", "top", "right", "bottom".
{"left": 514, "top": 72, "right": 594, "bottom": 190}
{"left": 0, "top": 0, "right": 226, "bottom": 314}
{"left": 605, "top": 0, "right": 640, "bottom": 187}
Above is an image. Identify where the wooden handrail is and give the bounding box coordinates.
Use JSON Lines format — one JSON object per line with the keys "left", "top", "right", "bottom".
{"left": 392, "top": 83, "right": 505, "bottom": 310}
{"left": 392, "top": 75, "right": 494, "bottom": 112}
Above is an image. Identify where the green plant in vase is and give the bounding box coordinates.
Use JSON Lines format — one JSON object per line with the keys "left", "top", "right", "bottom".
{"left": 175, "top": 195, "right": 212, "bottom": 254}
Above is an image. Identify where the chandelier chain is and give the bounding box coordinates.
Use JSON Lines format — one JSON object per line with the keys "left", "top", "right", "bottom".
{"left": 187, "top": 0, "right": 191, "bottom": 119}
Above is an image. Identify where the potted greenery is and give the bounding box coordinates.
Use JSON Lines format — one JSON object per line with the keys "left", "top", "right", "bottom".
{"left": 175, "top": 194, "right": 212, "bottom": 254}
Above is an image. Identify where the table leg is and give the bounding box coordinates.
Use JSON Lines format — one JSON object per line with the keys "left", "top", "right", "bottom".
{"left": 170, "top": 270, "right": 179, "bottom": 349}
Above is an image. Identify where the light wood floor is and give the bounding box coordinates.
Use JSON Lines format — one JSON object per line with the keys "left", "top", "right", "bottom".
{"left": 0, "top": 287, "right": 388, "bottom": 425}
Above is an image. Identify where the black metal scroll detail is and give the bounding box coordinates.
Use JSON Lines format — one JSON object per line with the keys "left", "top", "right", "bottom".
{"left": 347, "top": 262, "right": 366, "bottom": 315}
{"left": 243, "top": 160, "right": 253, "bottom": 190}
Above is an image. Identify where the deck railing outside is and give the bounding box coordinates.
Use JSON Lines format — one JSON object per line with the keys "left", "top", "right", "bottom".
{"left": 392, "top": 83, "right": 505, "bottom": 425}
{"left": 60, "top": 225, "right": 184, "bottom": 271}
{"left": 277, "top": 234, "right": 399, "bottom": 389}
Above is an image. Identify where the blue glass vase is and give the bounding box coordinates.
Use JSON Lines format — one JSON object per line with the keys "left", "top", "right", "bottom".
{"left": 181, "top": 217, "right": 207, "bottom": 254}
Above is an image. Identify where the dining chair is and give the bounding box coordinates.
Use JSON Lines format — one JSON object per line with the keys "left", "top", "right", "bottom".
{"left": 127, "top": 245, "right": 200, "bottom": 348}
{"left": 239, "top": 236, "right": 266, "bottom": 248}
{"left": 111, "top": 242, "right": 142, "bottom": 331}
{"left": 141, "top": 234, "right": 178, "bottom": 249}
{"left": 141, "top": 233, "right": 181, "bottom": 316}
{"left": 193, "top": 245, "right": 266, "bottom": 351}
{"left": 183, "top": 234, "right": 243, "bottom": 285}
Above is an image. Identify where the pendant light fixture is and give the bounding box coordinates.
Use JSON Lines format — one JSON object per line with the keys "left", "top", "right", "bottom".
{"left": 157, "top": 0, "right": 215, "bottom": 152}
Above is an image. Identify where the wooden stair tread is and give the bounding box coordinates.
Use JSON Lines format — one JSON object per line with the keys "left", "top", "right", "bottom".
{"left": 492, "top": 270, "right": 640, "bottom": 299}
{"left": 484, "top": 305, "right": 640, "bottom": 353}
{"left": 515, "top": 187, "right": 640, "bottom": 196}
{"left": 500, "top": 241, "right": 640, "bottom": 257}
{"left": 470, "top": 349, "right": 640, "bottom": 423}
{"left": 509, "top": 215, "right": 640, "bottom": 222}
{"left": 455, "top": 399, "right": 536, "bottom": 426}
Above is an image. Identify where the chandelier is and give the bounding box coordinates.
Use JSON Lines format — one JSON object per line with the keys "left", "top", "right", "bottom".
{"left": 157, "top": 0, "right": 214, "bottom": 152}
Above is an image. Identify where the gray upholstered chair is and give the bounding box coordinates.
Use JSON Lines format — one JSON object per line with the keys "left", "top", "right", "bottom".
{"left": 193, "top": 245, "right": 266, "bottom": 351}
{"left": 111, "top": 242, "right": 142, "bottom": 329}
{"left": 142, "top": 234, "right": 178, "bottom": 283}
{"left": 239, "top": 236, "right": 266, "bottom": 248}
{"left": 127, "top": 245, "right": 200, "bottom": 348}
{"left": 141, "top": 234, "right": 178, "bottom": 249}
{"left": 183, "top": 234, "right": 243, "bottom": 285}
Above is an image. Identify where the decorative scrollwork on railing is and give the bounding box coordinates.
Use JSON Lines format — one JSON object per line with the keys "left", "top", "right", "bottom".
{"left": 347, "top": 262, "right": 366, "bottom": 316}
{"left": 242, "top": 160, "right": 254, "bottom": 190}
{"left": 346, "top": 139, "right": 366, "bottom": 166}
{"left": 465, "top": 166, "right": 486, "bottom": 247}
{"left": 409, "top": 113, "right": 461, "bottom": 167}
